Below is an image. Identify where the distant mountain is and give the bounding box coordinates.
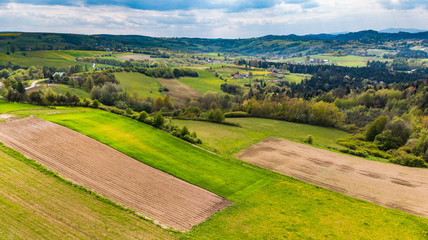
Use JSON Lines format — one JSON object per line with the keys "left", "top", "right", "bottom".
{"left": 380, "top": 28, "right": 427, "bottom": 33}
{"left": 1, "top": 30, "right": 428, "bottom": 56}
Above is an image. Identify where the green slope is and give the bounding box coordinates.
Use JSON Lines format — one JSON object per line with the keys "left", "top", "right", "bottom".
{"left": 173, "top": 118, "right": 349, "bottom": 156}
{"left": 115, "top": 72, "right": 164, "bottom": 99}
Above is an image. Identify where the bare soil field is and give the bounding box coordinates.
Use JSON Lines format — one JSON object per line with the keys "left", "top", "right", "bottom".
{"left": 115, "top": 54, "right": 153, "bottom": 61}
{"left": 0, "top": 117, "right": 231, "bottom": 230}
{"left": 236, "top": 138, "right": 428, "bottom": 218}
{"left": 156, "top": 78, "right": 202, "bottom": 104}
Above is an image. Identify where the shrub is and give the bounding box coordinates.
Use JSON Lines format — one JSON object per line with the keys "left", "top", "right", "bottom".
{"left": 365, "top": 116, "right": 388, "bottom": 141}
{"left": 153, "top": 113, "right": 165, "bottom": 128}
{"left": 304, "top": 135, "right": 313, "bottom": 144}
{"left": 207, "top": 108, "right": 225, "bottom": 123}
{"left": 224, "top": 111, "right": 249, "bottom": 118}
{"left": 391, "top": 151, "right": 427, "bottom": 168}
{"left": 109, "top": 107, "right": 125, "bottom": 115}
{"left": 137, "top": 111, "right": 149, "bottom": 122}
{"left": 90, "top": 99, "right": 100, "bottom": 108}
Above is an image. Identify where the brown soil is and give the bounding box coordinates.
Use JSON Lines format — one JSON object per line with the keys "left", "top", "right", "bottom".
{"left": 156, "top": 78, "right": 202, "bottom": 105}
{"left": 0, "top": 117, "right": 231, "bottom": 230}
{"left": 115, "top": 55, "right": 153, "bottom": 61}
{"left": 236, "top": 138, "right": 428, "bottom": 218}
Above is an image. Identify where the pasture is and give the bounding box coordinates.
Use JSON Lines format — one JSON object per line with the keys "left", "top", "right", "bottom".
{"left": 115, "top": 72, "right": 163, "bottom": 99}
{"left": 179, "top": 70, "right": 224, "bottom": 93}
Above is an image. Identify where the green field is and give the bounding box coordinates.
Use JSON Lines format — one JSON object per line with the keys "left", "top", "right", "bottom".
{"left": 115, "top": 72, "right": 164, "bottom": 99}
{"left": 45, "top": 84, "right": 90, "bottom": 98}
{"left": 0, "top": 144, "right": 176, "bottom": 239}
{"left": 173, "top": 118, "right": 349, "bottom": 156}
{"left": 179, "top": 70, "right": 224, "bottom": 93}
{"left": 0, "top": 50, "right": 104, "bottom": 68}
{"left": 285, "top": 54, "right": 388, "bottom": 67}
{"left": 1, "top": 101, "right": 428, "bottom": 239}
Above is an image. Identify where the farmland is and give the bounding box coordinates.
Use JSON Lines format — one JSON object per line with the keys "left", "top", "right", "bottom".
{"left": 24, "top": 105, "right": 426, "bottom": 239}
{"left": 156, "top": 78, "right": 202, "bottom": 103}
{"left": 0, "top": 143, "right": 176, "bottom": 239}
{"left": 237, "top": 138, "right": 428, "bottom": 218}
{"left": 115, "top": 72, "right": 164, "bottom": 99}
{"left": 0, "top": 117, "right": 230, "bottom": 230}
{"left": 173, "top": 118, "right": 350, "bottom": 156}
{"left": 0, "top": 50, "right": 104, "bottom": 68}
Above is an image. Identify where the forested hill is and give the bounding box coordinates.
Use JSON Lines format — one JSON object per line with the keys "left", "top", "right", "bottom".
{"left": 1, "top": 30, "right": 427, "bottom": 55}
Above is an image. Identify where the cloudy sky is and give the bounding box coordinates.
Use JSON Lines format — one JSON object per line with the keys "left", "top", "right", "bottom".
{"left": 0, "top": 0, "right": 427, "bottom": 38}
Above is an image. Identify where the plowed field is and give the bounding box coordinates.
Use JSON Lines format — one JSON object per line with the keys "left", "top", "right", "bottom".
{"left": 236, "top": 138, "right": 428, "bottom": 218}
{"left": 0, "top": 117, "right": 231, "bottom": 230}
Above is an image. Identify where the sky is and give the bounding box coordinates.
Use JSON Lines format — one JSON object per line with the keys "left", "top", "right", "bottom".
{"left": 0, "top": 0, "right": 427, "bottom": 38}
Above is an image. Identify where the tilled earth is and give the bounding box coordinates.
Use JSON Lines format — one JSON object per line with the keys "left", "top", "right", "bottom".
{"left": 0, "top": 117, "right": 231, "bottom": 230}
{"left": 236, "top": 137, "right": 428, "bottom": 218}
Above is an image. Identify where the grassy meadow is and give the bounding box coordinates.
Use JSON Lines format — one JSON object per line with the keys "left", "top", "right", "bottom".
{"left": 173, "top": 118, "right": 349, "bottom": 156}
{"left": 284, "top": 54, "right": 388, "bottom": 67}
{"left": 179, "top": 70, "right": 224, "bottom": 93}
{"left": 1, "top": 101, "right": 427, "bottom": 239}
{"left": 115, "top": 72, "right": 164, "bottom": 99}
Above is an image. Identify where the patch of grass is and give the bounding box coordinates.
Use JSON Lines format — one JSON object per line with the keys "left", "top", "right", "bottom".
{"left": 0, "top": 100, "right": 42, "bottom": 113}
{"left": 44, "top": 84, "right": 90, "bottom": 98}
{"left": 179, "top": 70, "right": 224, "bottom": 93}
{"left": 173, "top": 118, "right": 350, "bottom": 156}
{"left": 0, "top": 143, "right": 177, "bottom": 239}
{"left": 115, "top": 72, "right": 164, "bottom": 99}
{"left": 284, "top": 73, "right": 311, "bottom": 83}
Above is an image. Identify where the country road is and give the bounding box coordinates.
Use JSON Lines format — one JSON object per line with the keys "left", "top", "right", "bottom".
{"left": 25, "top": 79, "right": 45, "bottom": 90}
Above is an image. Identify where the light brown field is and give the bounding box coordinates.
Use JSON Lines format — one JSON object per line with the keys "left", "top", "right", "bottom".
{"left": 115, "top": 54, "right": 153, "bottom": 61}
{"left": 0, "top": 117, "right": 231, "bottom": 230}
{"left": 156, "top": 78, "right": 202, "bottom": 104}
{"left": 236, "top": 138, "right": 428, "bottom": 218}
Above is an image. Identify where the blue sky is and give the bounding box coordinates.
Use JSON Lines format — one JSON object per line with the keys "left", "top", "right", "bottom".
{"left": 0, "top": 0, "right": 427, "bottom": 38}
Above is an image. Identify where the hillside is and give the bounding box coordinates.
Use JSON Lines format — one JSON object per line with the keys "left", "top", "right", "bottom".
{"left": 1, "top": 30, "right": 427, "bottom": 56}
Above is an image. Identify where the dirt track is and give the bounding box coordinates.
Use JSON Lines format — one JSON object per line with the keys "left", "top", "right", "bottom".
{"left": 236, "top": 138, "right": 428, "bottom": 218}
{"left": 0, "top": 117, "right": 231, "bottom": 230}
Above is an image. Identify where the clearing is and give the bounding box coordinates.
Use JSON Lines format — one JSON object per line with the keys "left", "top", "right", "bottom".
{"left": 0, "top": 117, "right": 231, "bottom": 230}
{"left": 237, "top": 138, "right": 428, "bottom": 218}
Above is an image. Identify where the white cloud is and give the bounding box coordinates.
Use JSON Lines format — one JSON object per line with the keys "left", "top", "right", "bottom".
{"left": 0, "top": 1, "right": 427, "bottom": 38}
